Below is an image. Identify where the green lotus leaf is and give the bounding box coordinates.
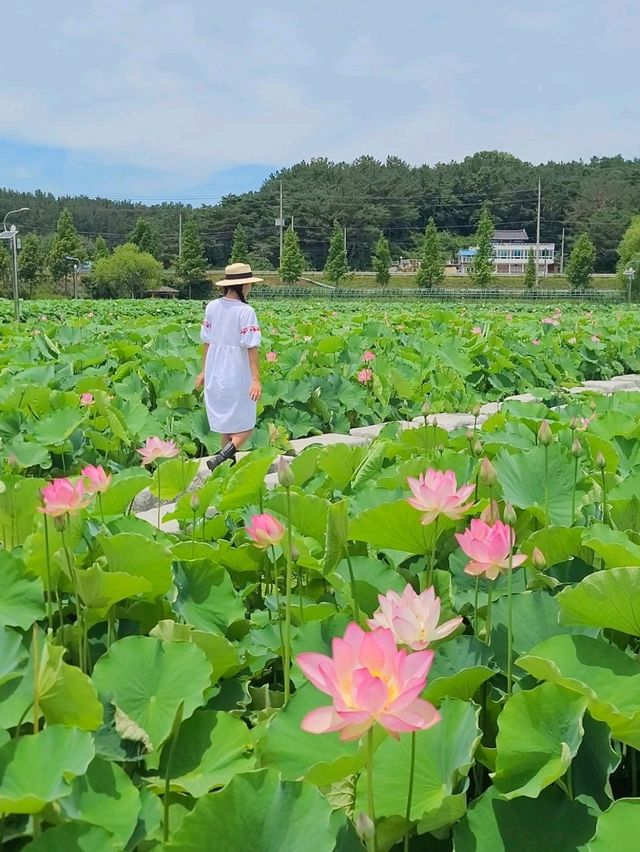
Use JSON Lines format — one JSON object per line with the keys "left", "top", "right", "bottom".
{"left": 558, "top": 566, "right": 640, "bottom": 635}
{"left": 571, "top": 715, "right": 619, "bottom": 809}
{"left": 4, "top": 436, "right": 51, "bottom": 470}
{"left": 518, "top": 634, "right": 640, "bottom": 748}
{"left": 0, "top": 550, "right": 45, "bottom": 629}
{"left": 0, "top": 726, "right": 94, "bottom": 814}
{"left": 493, "top": 443, "right": 578, "bottom": 525}
{"left": 60, "top": 757, "right": 140, "bottom": 846}
{"left": 98, "top": 532, "right": 173, "bottom": 597}
{"left": 217, "top": 447, "right": 277, "bottom": 510}
{"left": 167, "top": 769, "right": 335, "bottom": 852}
{"left": 0, "top": 626, "right": 27, "bottom": 688}
{"left": 23, "top": 824, "right": 119, "bottom": 851}
{"left": 424, "top": 635, "right": 495, "bottom": 704}
{"left": 324, "top": 498, "right": 349, "bottom": 574}
{"left": 318, "top": 443, "right": 365, "bottom": 492}
{"left": 147, "top": 710, "right": 254, "bottom": 797}
{"left": 521, "top": 525, "right": 584, "bottom": 566}
{"left": 32, "top": 408, "right": 84, "bottom": 446}
{"left": 350, "top": 498, "right": 438, "bottom": 555}
{"left": 172, "top": 561, "right": 245, "bottom": 634}
{"left": 92, "top": 636, "right": 212, "bottom": 750}
{"left": 330, "top": 555, "right": 407, "bottom": 616}
{"left": 355, "top": 698, "right": 480, "bottom": 829}
{"left": 98, "top": 468, "right": 151, "bottom": 515}
{"left": 150, "top": 620, "right": 242, "bottom": 683}
{"left": 493, "top": 683, "right": 588, "bottom": 798}
{"left": 267, "top": 490, "right": 330, "bottom": 543}
{"left": 453, "top": 784, "right": 597, "bottom": 852}
{"left": 149, "top": 457, "right": 198, "bottom": 500}
{"left": 77, "top": 564, "right": 153, "bottom": 612}
{"left": 581, "top": 524, "right": 640, "bottom": 568}
{"left": 0, "top": 476, "right": 46, "bottom": 547}
{"left": 588, "top": 799, "right": 640, "bottom": 851}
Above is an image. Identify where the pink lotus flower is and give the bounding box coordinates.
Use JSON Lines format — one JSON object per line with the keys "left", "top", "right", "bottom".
{"left": 363, "top": 350, "right": 375, "bottom": 362}
{"left": 80, "top": 393, "right": 94, "bottom": 406}
{"left": 505, "top": 313, "right": 513, "bottom": 321}
{"left": 40, "top": 478, "right": 91, "bottom": 517}
{"left": 296, "top": 623, "right": 440, "bottom": 740}
{"left": 245, "top": 513, "right": 285, "bottom": 549}
{"left": 266, "top": 351, "right": 278, "bottom": 363}
{"left": 357, "top": 368, "right": 373, "bottom": 384}
{"left": 542, "top": 316, "right": 559, "bottom": 326}
{"left": 368, "top": 585, "right": 462, "bottom": 650}
{"left": 455, "top": 519, "right": 527, "bottom": 581}
{"left": 531, "top": 338, "right": 540, "bottom": 345}
{"left": 82, "top": 464, "right": 112, "bottom": 494}
{"left": 591, "top": 335, "right": 601, "bottom": 343}
{"left": 471, "top": 326, "right": 482, "bottom": 335}
{"left": 406, "top": 468, "right": 475, "bottom": 525}
{"left": 137, "top": 437, "right": 179, "bottom": 466}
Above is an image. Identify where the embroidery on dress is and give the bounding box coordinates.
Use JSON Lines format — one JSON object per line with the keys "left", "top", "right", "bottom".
{"left": 240, "top": 325, "right": 261, "bottom": 335}
{"left": 202, "top": 320, "right": 212, "bottom": 329}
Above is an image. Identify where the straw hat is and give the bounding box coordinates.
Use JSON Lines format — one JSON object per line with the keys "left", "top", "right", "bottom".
{"left": 214, "top": 262, "right": 263, "bottom": 287}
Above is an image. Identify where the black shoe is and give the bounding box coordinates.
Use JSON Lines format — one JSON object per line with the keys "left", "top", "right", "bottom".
{"left": 206, "top": 441, "right": 236, "bottom": 472}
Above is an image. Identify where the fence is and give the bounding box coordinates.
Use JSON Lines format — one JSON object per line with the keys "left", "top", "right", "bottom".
{"left": 251, "top": 286, "right": 625, "bottom": 302}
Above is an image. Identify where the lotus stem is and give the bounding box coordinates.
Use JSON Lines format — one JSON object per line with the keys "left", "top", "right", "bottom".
{"left": 61, "top": 526, "right": 86, "bottom": 673}
{"left": 42, "top": 515, "right": 53, "bottom": 632}
{"left": 507, "top": 549, "right": 514, "bottom": 696}
{"left": 367, "top": 727, "right": 378, "bottom": 852}
{"left": 270, "top": 545, "right": 285, "bottom": 671}
{"left": 632, "top": 748, "right": 638, "bottom": 798}
{"left": 571, "top": 456, "right": 578, "bottom": 522}
{"left": 474, "top": 576, "right": 480, "bottom": 638}
{"left": 283, "top": 486, "right": 294, "bottom": 702}
{"left": 98, "top": 492, "right": 105, "bottom": 526}
{"left": 345, "top": 549, "right": 361, "bottom": 622}
{"left": 157, "top": 464, "right": 162, "bottom": 532}
{"left": 600, "top": 468, "right": 610, "bottom": 526}
{"left": 543, "top": 444, "right": 550, "bottom": 524}
{"left": 427, "top": 517, "right": 439, "bottom": 589}
{"left": 163, "top": 705, "right": 183, "bottom": 844}
{"left": 485, "top": 580, "right": 493, "bottom": 646}
{"left": 32, "top": 625, "right": 40, "bottom": 734}
{"left": 404, "top": 731, "right": 416, "bottom": 852}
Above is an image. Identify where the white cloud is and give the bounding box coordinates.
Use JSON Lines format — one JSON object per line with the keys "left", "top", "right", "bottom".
{"left": 1, "top": 0, "right": 638, "bottom": 194}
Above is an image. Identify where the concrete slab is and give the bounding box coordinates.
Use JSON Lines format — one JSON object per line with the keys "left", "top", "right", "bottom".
{"left": 411, "top": 413, "right": 478, "bottom": 432}
{"left": 350, "top": 421, "right": 415, "bottom": 439}
{"left": 479, "top": 402, "right": 501, "bottom": 416}
{"left": 504, "top": 393, "right": 541, "bottom": 404}
{"left": 611, "top": 374, "right": 640, "bottom": 383}
{"left": 290, "top": 433, "right": 368, "bottom": 454}
{"left": 136, "top": 504, "right": 180, "bottom": 534}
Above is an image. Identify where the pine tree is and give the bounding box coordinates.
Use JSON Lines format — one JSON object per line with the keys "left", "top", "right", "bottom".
{"left": 177, "top": 218, "right": 207, "bottom": 298}
{"left": 128, "top": 217, "right": 160, "bottom": 258}
{"left": 94, "top": 235, "right": 110, "bottom": 261}
{"left": 47, "top": 209, "right": 83, "bottom": 292}
{"left": 523, "top": 248, "right": 536, "bottom": 289}
{"left": 415, "top": 218, "right": 444, "bottom": 289}
{"left": 566, "top": 233, "right": 596, "bottom": 292}
{"left": 323, "top": 224, "right": 350, "bottom": 285}
{"left": 18, "top": 234, "right": 43, "bottom": 298}
{"left": 471, "top": 205, "right": 494, "bottom": 288}
{"left": 0, "top": 244, "right": 10, "bottom": 292}
{"left": 280, "top": 227, "right": 305, "bottom": 283}
{"left": 372, "top": 233, "right": 391, "bottom": 285}
{"left": 229, "top": 224, "right": 250, "bottom": 263}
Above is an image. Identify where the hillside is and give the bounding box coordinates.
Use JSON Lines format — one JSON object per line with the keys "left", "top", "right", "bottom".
{"left": 2, "top": 150, "right": 639, "bottom": 272}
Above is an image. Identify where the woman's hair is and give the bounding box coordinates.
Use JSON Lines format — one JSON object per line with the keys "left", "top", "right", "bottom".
{"left": 222, "top": 284, "right": 248, "bottom": 303}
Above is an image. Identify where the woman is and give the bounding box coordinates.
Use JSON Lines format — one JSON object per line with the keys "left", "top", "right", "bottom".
{"left": 195, "top": 262, "right": 262, "bottom": 471}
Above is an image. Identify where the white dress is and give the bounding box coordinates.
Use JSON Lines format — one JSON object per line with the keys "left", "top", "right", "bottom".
{"left": 200, "top": 298, "right": 262, "bottom": 433}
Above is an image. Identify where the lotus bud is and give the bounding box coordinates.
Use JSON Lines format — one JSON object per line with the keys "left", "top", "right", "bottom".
{"left": 432, "top": 417, "right": 438, "bottom": 429}
{"left": 537, "top": 420, "right": 553, "bottom": 446}
{"left": 590, "top": 400, "right": 597, "bottom": 412}
{"left": 471, "top": 404, "right": 482, "bottom": 418}
{"left": 571, "top": 437, "right": 583, "bottom": 457}
{"left": 53, "top": 515, "right": 67, "bottom": 533}
{"left": 422, "top": 400, "right": 431, "bottom": 416}
{"left": 503, "top": 502, "right": 517, "bottom": 526}
{"left": 290, "top": 544, "right": 300, "bottom": 563}
{"left": 596, "top": 451, "right": 606, "bottom": 470}
{"left": 466, "top": 429, "right": 475, "bottom": 443}
{"left": 277, "top": 456, "right": 295, "bottom": 488}
{"left": 189, "top": 493, "right": 200, "bottom": 512}
{"left": 569, "top": 416, "right": 578, "bottom": 431}
{"left": 480, "top": 499, "right": 500, "bottom": 524}
{"left": 479, "top": 457, "right": 497, "bottom": 487}
{"left": 472, "top": 439, "right": 483, "bottom": 457}
{"left": 531, "top": 547, "right": 546, "bottom": 570}
{"left": 355, "top": 813, "right": 375, "bottom": 843}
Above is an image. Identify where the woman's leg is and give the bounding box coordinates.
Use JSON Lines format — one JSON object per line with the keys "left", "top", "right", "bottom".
{"left": 207, "top": 429, "right": 253, "bottom": 472}
{"left": 230, "top": 429, "right": 253, "bottom": 449}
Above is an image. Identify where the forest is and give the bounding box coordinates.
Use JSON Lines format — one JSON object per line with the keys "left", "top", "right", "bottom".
{"left": 1, "top": 150, "right": 639, "bottom": 273}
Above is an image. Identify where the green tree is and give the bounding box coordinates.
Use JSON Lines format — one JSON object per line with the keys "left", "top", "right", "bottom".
{"left": 471, "top": 205, "right": 494, "bottom": 288}
{"left": 89, "top": 243, "right": 163, "bottom": 299}
{"left": 566, "top": 233, "right": 596, "bottom": 292}
{"left": 93, "top": 235, "right": 110, "bottom": 261}
{"left": 0, "top": 244, "right": 10, "bottom": 293}
{"left": 523, "top": 248, "right": 536, "bottom": 289}
{"left": 229, "top": 224, "right": 250, "bottom": 263}
{"left": 617, "top": 215, "right": 640, "bottom": 285}
{"left": 415, "top": 217, "right": 444, "bottom": 289}
{"left": 18, "top": 233, "right": 43, "bottom": 298}
{"left": 47, "top": 209, "right": 83, "bottom": 293}
{"left": 129, "top": 217, "right": 160, "bottom": 258}
{"left": 279, "top": 227, "right": 305, "bottom": 283}
{"left": 371, "top": 233, "right": 391, "bottom": 285}
{"left": 177, "top": 218, "right": 207, "bottom": 298}
{"left": 323, "top": 224, "right": 350, "bottom": 285}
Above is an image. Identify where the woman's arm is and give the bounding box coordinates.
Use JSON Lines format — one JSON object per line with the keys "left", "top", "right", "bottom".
{"left": 195, "top": 343, "right": 209, "bottom": 389}
{"left": 248, "top": 347, "right": 261, "bottom": 401}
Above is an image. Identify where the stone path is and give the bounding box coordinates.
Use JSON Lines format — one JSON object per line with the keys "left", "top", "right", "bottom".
{"left": 135, "top": 374, "right": 640, "bottom": 532}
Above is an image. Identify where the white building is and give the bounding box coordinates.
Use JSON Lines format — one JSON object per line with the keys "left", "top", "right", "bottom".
{"left": 458, "top": 229, "right": 555, "bottom": 275}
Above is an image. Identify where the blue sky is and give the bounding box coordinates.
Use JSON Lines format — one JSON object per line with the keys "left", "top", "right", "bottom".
{"left": 1, "top": 0, "right": 638, "bottom": 203}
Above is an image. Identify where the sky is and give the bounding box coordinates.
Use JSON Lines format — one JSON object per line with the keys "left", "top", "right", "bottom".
{"left": 1, "top": 0, "right": 638, "bottom": 202}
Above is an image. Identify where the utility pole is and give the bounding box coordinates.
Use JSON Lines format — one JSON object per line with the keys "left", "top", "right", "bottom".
{"left": 178, "top": 212, "right": 183, "bottom": 259}
{"left": 279, "top": 181, "right": 284, "bottom": 269}
{"left": 535, "top": 178, "right": 541, "bottom": 287}
{"left": 560, "top": 227, "right": 565, "bottom": 275}
{"left": 343, "top": 226, "right": 347, "bottom": 253}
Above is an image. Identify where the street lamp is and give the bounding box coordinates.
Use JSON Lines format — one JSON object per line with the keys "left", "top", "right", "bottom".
{"left": 1, "top": 207, "right": 29, "bottom": 321}
{"left": 65, "top": 255, "right": 81, "bottom": 299}
{"left": 624, "top": 266, "right": 636, "bottom": 305}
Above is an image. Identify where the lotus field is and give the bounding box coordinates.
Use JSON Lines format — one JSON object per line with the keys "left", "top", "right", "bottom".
{"left": 2, "top": 298, "right": 640, "bottom": 850}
